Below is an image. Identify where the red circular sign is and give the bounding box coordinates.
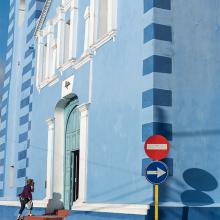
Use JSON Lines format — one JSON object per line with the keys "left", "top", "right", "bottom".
{"left": 144, "top": 134, "right": 170, "bottom": 160}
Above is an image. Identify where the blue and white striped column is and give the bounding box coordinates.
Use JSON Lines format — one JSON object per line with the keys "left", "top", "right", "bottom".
{"left": 0, "top": 0, "right": 15, "bottom": 197}
{"left": 16, "top": 0, "right": 46, "bottom": 194}
{"left": 142, "top": 0, "right": 173, "bottom": 147}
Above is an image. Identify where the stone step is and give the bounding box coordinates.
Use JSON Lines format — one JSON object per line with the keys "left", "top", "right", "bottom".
{"left": 23, "top": 216, "right": 63, "bottom": 220}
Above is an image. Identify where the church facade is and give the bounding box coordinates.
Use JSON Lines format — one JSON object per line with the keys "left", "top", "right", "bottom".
{"left": 1, "top": 0, "right": 220, "bottom": 220}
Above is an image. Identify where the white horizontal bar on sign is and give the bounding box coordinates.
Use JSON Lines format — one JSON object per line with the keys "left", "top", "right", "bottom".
{"left": 147, "top": 144, "right": 167, "bottom": 150}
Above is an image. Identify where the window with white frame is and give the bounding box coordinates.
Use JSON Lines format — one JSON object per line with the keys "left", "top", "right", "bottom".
{"left": 36, "top": 26, "right": 58, "bottom": 88}
{"left": 91, "top": 0, "right": 117, "bottom": 43}
{"left": 36, "top": 35, "right": 48, "bottom": 86}
{"left": 96, "top": 0, "right": 108, "bottom": 39}
{"left": 63, "top": 20, "right": 70, "bottom": 63}
{"left": 83, "top": 7, "right": 90, "bottom": 53}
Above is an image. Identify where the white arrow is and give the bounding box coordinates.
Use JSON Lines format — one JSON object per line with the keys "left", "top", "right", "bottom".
{"left": 147, "top": 167, "right": 166, "bottom": 178}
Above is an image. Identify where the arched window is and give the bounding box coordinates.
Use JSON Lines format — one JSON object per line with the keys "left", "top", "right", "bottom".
{"left": 18, "top": 0, "right": 26, "bottom": 27}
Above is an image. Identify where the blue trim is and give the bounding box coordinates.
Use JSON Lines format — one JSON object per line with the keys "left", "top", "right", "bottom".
{"left": 27, "top": 10, "right": 42, "bottom": 26}
{"left": 1, "top": 84, "right": 10, "bottom": 95}
{"left": 0, "top": 159, "right": 4, "bottom": 166}
{"left": 29, "top": 103, "right": 32, "bottom": 112}
{"left": 1, "top": 99, "right": 8, "bottom": 108}
{"left": 26, "top": 28, "right": 35, "bottom": 43}
{"left": 19, "top": 114, "right": 29, "bottom": 125}
{"left": 1, "top": 113, "right": 7, "bottom": 122}
{"left": 5, "top": 56, "right": 12, "bottom": 66}
{"left": 18, "top": 150, "right": 27, "bottom": 161}
{"left": 25, "top": 48, "right": 34, "bottom": 58}
{"left": 0, "top": 174, "right": 4, "bottom": 181}
{"left": 22, "top": 61, "right": 32, "bottom": 76}
{"left": 26, "top": 158, "right": 29, "bottom": 168}
{"left": 17, "top": 168, "right": 26, "bottom": 178}
{"left": 142, "top": 88, "right": 172, "bottom": 108}
{"left": 0, "top": 128, "right": 6, "bottom": 138}
{"left": 143, "top": 55, "right": 172, "bottom": 75}
{"left": 0, "top": 190, "right": 3, "bottom": 197}
{"left": 0, "top": 144, "right": 6, "bottom": 152}
{"left": 7, "top": 28, "right": 14, "bottom": 39}
{"left": 28, "top": 0, "right": 35, "bottom": 10}
{"left": 144, "top": 23, "right": 172, "bottom": 43}
{"left": 9, "top": 1, "right": 15, "bottom": 10}
{"left": 19, "top": 132, "right": 28, "bottom": 143}
{"left": 7, "top": 40, "right": 13, "bottom": 51}
{"left": 144, "top": 0, "right": 171, "bottom": 13}
{"left": 142, "top": 122, "right": 172, "bottom": 141}
{"left": 21, "top": 79, "right": 31, "bottom": 91}
{"left": 4, "top": 71, "right": 10, "bottom": 80}
{"left": 28, "top": 121, "right": 31, "bottom": 130}
{"left": 20, "top": 97, "right": 30, "bottom": 108}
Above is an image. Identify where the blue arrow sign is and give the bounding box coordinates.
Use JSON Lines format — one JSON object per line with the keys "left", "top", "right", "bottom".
{"left": 145, "top": 161, "right": 168, "bottom": 184}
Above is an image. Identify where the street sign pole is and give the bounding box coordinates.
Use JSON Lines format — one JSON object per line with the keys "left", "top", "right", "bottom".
{"left": 155, "top": 184, "right": 159, "bottom": 220}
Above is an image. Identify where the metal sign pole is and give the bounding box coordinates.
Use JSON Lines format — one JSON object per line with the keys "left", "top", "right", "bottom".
{"left": 155, "top": 184, "right": 159, "bottom": 220}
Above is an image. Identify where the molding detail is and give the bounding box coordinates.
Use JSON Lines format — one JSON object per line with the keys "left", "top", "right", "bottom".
{"left": 72, "top": 202, "right": 149, "bottom": 215}
{"left": 35, "top": 0, "right": 53, "bottom": 36}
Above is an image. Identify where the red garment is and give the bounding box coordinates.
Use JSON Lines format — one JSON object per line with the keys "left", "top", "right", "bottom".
{"left": 19, "top": 185, "right": 32, "bottom": 200}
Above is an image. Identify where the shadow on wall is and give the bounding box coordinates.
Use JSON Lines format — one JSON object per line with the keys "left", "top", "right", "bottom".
{"left": 45, "top": 192, "right": 64, "bottom": 214}
{"left": 180, "top": 168, "right": 218, "bottom": 220}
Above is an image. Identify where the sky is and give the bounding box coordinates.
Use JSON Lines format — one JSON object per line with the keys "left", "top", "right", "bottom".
{"left": 0, "top": 1, "right": 9, "bottom": 92}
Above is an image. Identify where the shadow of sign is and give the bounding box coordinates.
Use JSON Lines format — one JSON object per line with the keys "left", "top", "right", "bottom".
{"left": 181, "top": 168, "right": 218, "bottom": 220}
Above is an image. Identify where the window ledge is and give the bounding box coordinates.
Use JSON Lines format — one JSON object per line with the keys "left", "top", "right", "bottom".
{"left": 74, "top": 52, "right": 92, "bottom": 69}
{"left": 59, "top": 58, "right": 76, "bottom": 73}
{"left": 48, "top": 74, "right": 59, "bottom": 87}
{"left": 91, "top": 30, "right": 117, "bottom": 52}
{"left": 72, "top": 202, "right": 149, "bottom": 215}
{"left": 37, "top": 74, "right": 59, "bottom": 90}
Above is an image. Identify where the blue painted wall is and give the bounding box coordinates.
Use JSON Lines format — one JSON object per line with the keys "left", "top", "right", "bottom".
{"left": 2, "top": 0, "right": 220, "bottom": 219}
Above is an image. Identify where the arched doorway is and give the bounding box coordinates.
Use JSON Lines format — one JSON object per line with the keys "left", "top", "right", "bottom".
{"left": 64, "top": 98, "right": 80, "bottom": 209}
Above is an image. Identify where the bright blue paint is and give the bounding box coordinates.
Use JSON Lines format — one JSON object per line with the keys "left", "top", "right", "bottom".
{"left": 0, "top": 144, "right": 5, "bottom": 151}
{"left": 1, "top": 113, "right": 7, "bottom": 122}
{"left": 22, "top": 61, "right": 32, "bottom": 75}
{"left": 28, "top": 10, "right": 42, "bottom": 26}
{"left": 17, "top": 168, "right": 26, "bottom": 178}
{"left": 144, "top": 23, "right": 172, "bottom": 43}
{"left": 0, "top": 128, "right": 6, "bottom": 137}
{"left": 142, "top": 88, "right": 172, "bottom": 108}
{"left": 18, "top": 150, "right": 27, "bottom": 160}
{"left": 143, "top": 55, "right": 172, "bottom": 75}
{"left": 142, "top": 122, "right": 172, "bottom": 141}
{"left": 21, "top": 79, "right": 31, "bottom": 91}
{"left": 26, "top": 27, "right": 35, "bottom": 43}
{"left": 20, "top": 97, "right": 30, "bottom": 108}
{"left": 0, "top": 159, "right": 5, "bottom": 166}
{"left": 144, "top": 0, "right": 171, "bottom": 13}
{"left": 28, "top": 0, "right": 35, "bottom": 10}
{"left": 18, "top": 132, "right": 28, "bottom": 143}
{"left": 66, "top": 211, "right": 147, "bottom": 220}
{"left": 142, "top": 89, "right": 153, "bottom": 108}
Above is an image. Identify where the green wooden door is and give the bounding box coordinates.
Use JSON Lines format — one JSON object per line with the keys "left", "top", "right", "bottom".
{"left": 64, "top": 99, "right": 80, "bottom": 209}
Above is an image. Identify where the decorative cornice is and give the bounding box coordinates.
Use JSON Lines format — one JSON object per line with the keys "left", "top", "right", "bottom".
{"left": 35, "top": 0, "right": 52, "bottom": 37}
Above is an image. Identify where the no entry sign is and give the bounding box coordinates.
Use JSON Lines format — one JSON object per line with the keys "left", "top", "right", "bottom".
{"left": 144, "top": 134, "right": 170, "bottom": 160}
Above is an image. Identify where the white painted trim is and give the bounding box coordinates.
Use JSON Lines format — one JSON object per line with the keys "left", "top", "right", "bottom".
{"left": 72, "top": 202, "right": 149, "bottom": 215}
{"left": 0, "top": 199, "right": 49, "bottom": 208}
{"left": 35, "top": 0, "right": 52, "bottom": 36}
{"left": 74, "top": 53, "right": 92, "bottom": 69}
{"left": 76, "top": 103, "right": 90, "bottom": 203}
{"left": 69, "top": 0, "right": 78, "bottom": 60}
{"left": 46, "top": 118, "right": 55, "bottom": 200}
{"left": 91, "top": 30, "right": 116, "bottom": 52}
